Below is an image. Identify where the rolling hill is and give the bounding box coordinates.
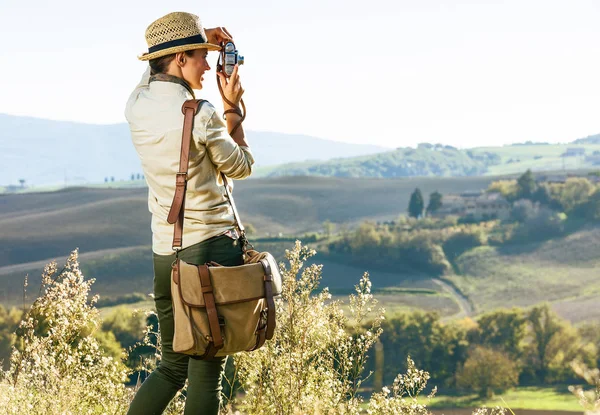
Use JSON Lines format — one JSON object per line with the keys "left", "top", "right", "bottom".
{"left": 0, "top": 175, "right": 500, "bottom": 306}
{"left": 0, "top": 175, "right": 499, "bottom": 266}
{"left": 0, "top": 113, "right": 388, "bottom": 187}
{"left": 2, "top": 175, "right": 600, "bottom": 323}
{"left": 254, "top": 140, "right": 600, "bottom": 179}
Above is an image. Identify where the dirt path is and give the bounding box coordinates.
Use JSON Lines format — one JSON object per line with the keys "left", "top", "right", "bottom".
{"left": 432, "top": 278, "right": 474, "bottom": 318}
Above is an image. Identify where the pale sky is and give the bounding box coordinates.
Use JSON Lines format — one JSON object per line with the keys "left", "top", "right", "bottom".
{"left": 0, "top": 0, "right": 598, "bottom": 148}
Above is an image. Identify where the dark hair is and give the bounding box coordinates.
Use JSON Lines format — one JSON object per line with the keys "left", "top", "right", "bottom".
{"left": 149, "top": 50, "right": 195, "bottom": 75}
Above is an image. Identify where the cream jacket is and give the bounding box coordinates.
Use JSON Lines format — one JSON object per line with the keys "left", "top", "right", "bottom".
{"left": 125, "top": 68, "right": 254, "bottom": 255}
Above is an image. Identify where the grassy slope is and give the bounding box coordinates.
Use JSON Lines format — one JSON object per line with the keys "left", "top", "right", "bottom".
{"left": 447, "top": 226, "right": 600, "bottom": 322}
{"left": 470, "top": 143, "right": 600, "bottom": 176}
{"left": 254, "top": 147, "right": 487, "bottom": 178}
{"left": 1, "top": 237, "right": 460, "bottom": 316}
{"left": 250, "top": 142, "right": 600, "bottom": 179}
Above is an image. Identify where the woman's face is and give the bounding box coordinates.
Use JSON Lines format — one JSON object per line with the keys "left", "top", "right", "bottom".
{"left": 181, "top": 49, "right": 211, "bottom": 90}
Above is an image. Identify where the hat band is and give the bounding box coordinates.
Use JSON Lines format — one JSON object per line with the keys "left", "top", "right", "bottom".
{"left": 148, "top": 33, "right": 207, "bottom": 54}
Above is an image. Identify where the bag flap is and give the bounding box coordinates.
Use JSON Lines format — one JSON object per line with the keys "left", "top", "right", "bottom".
{"left": 176, "top": 259, "right": 282, "bottom": 308}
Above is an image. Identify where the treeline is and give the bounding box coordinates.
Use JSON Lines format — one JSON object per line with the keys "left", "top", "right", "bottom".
{"left": 263, "top": 146, "right": 490, "bottom": 178}
{"left": 328, "top": 171, "right": 600, "bottom": 275}
{"left": 367, "top": 304, "right": 599, "bottom": 397}
{"left": 2, "top": 301, "right": 594, "bottom": 399}
{"left": 489, "top": 169, "right": 600, "bottom": 222}
{"left": 328, "top": 218, "right": 496, "bottom": 275}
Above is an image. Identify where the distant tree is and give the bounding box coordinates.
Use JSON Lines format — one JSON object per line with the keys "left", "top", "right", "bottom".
{"left": 18, "top": 179, "right": 25, "bottom": 189}
{"left": 104, "top": 177, "right": 108, "bottom": 183}
{"left": 511, "top": 206, "right": 564, "bottom": 243}
{"left": 487, "top": 180, "right": 519, "bottom": 201}
{"left": 408, "top": 188, "right": 424, "bottom": 218}
{"left": 573, "top": 190, "right": 600, "bottom": 221}
{"left": 136, "top": 173, "right": 141, "bottom": 180}
{"left": 456, "top": 346, "right": 519, "bottom": 398}
{"left": 578, "top": 323, "right": 600, "bottom": 369}
{"left": 426, "top": 191, "right": 443, "bottom": 215}
{"left": 131, "top": 174, "right": 135, "bottom": 181}
{"left": 378, "top": 311, "right": 469, "bottom": 387}
{"left": 549, "top": 177, "right": 596, "bottom": 214}
{"left": 110, "top": 176, "right": 115, "bottom": 182}
{"left": 531, "top": 184, "right": 552, "bottom": 206}
{"left": 510, "top": 199, "right": 537, "bottom": 223}
{"left": 469, "top": 308, "right": 527, "bottom": 360}
{"left": 525, "top": 304, "right": 592, "bottom": 383}
{"left": 517, "top": 169, "right": 537, "bottom": 199}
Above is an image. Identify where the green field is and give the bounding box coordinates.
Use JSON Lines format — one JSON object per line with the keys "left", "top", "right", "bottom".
{"left": 428, "top": 386, "right": 584, "bottom": 412}
{"left": 470, "top": 143, "right": 600, "bottom": 176}
{"left": 250, "top": 141, "right": 600, "bottom": 179}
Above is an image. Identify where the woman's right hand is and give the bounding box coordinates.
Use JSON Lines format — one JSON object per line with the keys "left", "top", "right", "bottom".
{"left": 217, "top": 64, "right": 244, "bottom": 109}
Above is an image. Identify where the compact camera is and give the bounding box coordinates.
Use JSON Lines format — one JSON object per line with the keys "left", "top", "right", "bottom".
{"left": 218, "top": 41, "right": 244, "bottom": 77}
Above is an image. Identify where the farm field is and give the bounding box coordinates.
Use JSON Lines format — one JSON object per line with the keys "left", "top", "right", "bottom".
{"left": 0, "top": 175, "right": 498, "bottom": 266}
{"left": 3, "top": 178, "right": 600, "bottom": 324}
{"left": 448, "top": 226, "right": 600, "bottom": 323}
{"left": 470, "top": 143, "right": 600, "bottom": 176}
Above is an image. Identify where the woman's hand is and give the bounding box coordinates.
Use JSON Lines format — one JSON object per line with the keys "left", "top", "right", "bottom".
{"left": 217, "top": 64, "right": 244, "bottom": 108}
{"left": 204, "top": 27, "right": 233, "bottom": 46}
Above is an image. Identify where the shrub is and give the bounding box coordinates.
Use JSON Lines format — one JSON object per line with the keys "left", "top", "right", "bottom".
{"left": 0, "top": 250, "right": 132, "bottom": 414}
{"left": 456, "top": 346, "right": 519, "bottom": 398}
{"left": 226, "top": 241, "right": 436, "bottom": 414}
{"left": 443, "top": 230, "right": 486, "bottom": 262}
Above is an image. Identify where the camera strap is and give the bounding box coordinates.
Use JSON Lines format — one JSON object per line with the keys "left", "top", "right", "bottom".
{"left": 216, "top": 41, "right": 246, "bottom": 136}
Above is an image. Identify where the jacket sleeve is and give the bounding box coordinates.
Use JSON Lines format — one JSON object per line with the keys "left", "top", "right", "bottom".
{"left": 198, "top": 106, "right": 255, "bottom": 179}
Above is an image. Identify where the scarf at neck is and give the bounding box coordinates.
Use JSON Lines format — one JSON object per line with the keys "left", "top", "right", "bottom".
{"left": 149, "top": 73, "right": 196, "bottom": 99}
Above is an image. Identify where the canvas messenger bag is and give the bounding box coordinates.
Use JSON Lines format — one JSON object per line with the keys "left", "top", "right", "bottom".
{"left": 167, "top": 99, "right": 282, "bottom": 358}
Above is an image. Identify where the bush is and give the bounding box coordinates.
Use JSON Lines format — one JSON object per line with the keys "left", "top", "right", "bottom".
{"left": 510, "top": 206, "right": 565, "bottom": 243}
{"left": 456, "top": 346, "right": 519, "bottom": 398}
{"left": 226, "top": 241, "right": 436, "bottom": 414}
{"left": 0, "top": 250, "right": 132, "bottom": 414}
{"left": 443, "top": 231, "right": 486, "bottom": 262}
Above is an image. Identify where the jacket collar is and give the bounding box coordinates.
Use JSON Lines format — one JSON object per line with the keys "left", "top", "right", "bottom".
{"left": 149, "top": 73, "right": 196, "bottom": 99}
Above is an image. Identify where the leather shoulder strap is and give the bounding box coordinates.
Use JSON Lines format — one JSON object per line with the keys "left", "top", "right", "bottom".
{"left": 220, "top": 173, "right": 245, "bottom": 234}
{"left": 168, "top": 99, "right": 206, "bottom": 250}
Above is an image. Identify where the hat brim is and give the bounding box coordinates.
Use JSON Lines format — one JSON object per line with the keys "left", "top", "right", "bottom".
{"left": 138, "top": 42, "right": 221, "bottom": 61}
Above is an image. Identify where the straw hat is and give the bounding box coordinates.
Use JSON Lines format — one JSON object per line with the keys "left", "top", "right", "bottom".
{"left": 138, "top": 12, "right": 220, "bottom": 61}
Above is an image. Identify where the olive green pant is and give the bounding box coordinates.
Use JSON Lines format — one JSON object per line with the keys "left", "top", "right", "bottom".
{"left": 127, "top": 234, "right": 244, "bottom": 415}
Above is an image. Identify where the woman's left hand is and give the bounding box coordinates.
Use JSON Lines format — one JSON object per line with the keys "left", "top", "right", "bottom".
{"left": 205, "top": 27, "right": 233, "bottom": 46}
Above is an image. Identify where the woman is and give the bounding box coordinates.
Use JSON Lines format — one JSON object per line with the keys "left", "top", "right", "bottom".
{"left": 124, "top": 12, "right": 253, "bottom": 414}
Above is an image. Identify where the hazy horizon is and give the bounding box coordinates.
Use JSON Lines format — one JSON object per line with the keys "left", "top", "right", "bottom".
{"left": 0, "top": 0, "right": 599, "bottom": 148}
{"left": 1, "top": 111, "right": 598, "bottom": 151}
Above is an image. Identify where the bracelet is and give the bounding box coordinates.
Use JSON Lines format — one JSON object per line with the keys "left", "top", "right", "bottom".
{"left": 223, "top": 107, "right": 242, "bottom": 120}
